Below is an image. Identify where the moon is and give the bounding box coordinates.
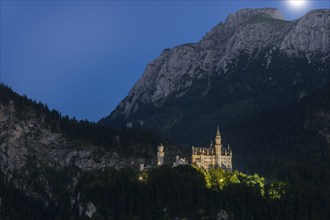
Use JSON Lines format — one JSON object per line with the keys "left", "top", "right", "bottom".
{"left": 286, "top": 0, "right": 309, "bottom": 10}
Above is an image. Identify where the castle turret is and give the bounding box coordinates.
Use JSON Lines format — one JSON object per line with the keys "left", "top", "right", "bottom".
{"left": 157, "top": 144, "right": 164, "bottom": 166}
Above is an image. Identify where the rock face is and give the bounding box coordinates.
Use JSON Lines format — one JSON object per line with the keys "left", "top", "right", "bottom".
{"left": 0, "top": 103, "right": 141, "bottom": 176}
{"left": 0, "top": 100, "right": 146, "bottom": 210}
{"left": 280, "top": 9, "right": 330, "bottom": 56}
{"left": 101, "top": 8, "right": 330, "bottom": 145}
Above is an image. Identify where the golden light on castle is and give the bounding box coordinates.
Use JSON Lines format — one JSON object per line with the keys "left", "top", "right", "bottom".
{"left": 191, "top": 126, "right": 232, "bottom": 171}
{"left": 154, "top": 126, "right": 232, "bottom": 171}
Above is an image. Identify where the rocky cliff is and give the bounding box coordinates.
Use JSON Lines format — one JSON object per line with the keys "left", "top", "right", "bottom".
{"left": 0, "top": 102, "right": 147, "bottom": 212}
{"left": 0, "top": 103, "right": 130, "bottom": 176}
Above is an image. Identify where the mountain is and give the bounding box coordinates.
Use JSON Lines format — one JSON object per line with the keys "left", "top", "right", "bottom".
{"left": 100, "top": 8, "right": 330, "bottom": 147}
{"left": 1, "top": 8, "right": 330, "bottom": 219}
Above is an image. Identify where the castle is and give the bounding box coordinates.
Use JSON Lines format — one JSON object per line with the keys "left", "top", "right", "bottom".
{"left": 154, "top": 126, "right": 232, "bottom": 171}
{"left": 191, "top": 127, "right": 232, "bottom": 170}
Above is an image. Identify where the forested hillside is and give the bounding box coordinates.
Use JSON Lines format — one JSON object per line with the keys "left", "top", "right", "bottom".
{"left": 0, "top": 83, "right": 168, "bottom": 159}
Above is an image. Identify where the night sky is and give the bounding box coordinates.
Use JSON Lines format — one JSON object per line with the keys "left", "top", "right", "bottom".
{"left": 1, "top": 1, "right": 329, "bottom": 121}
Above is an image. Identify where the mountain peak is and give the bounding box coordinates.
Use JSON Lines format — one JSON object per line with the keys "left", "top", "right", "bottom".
{"left": 224, "top": 8, "right": 284, "bottom": 30}
{"left": 279, "top": 9, "right": 330, "bottom": 56}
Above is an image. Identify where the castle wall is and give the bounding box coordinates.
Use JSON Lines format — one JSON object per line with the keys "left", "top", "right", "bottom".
{"left": 192, "top": 153, "right": 216, "bottom": 170}
{"left": 220, "top": 155, "right": 232, "bottom": 170}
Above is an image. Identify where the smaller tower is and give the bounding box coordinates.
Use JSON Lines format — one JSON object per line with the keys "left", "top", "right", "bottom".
{"left": 157, "top": 144, "right": 164, "bottom": 166}
{"left": 139, "top": 163, "right": 144, "bottom": 171}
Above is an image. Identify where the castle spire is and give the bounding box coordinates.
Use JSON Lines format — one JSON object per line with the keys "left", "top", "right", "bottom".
{"left": 215, "top": 125, "right": 221, "bottom": 146}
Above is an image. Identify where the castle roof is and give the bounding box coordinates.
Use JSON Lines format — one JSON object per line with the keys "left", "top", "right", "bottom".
{"left": 216, "top": 125, "right": 220, "bottom": 136}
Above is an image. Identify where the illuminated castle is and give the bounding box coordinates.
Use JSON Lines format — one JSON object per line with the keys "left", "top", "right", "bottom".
{"left": 191, "top": 126, "right": 232, "bottom": 170}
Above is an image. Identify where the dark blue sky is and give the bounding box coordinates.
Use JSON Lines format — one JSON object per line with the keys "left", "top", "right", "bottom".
{"left": 1, "top": 1, "right": 329, "bottom": 121}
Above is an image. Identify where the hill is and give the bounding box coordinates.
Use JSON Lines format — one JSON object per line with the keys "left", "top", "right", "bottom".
{"left": 0, "top": 83, "right": 178, "bottom": 218}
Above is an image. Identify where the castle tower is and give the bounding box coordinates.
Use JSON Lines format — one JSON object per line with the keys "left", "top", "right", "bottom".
{"left": 214, "top": 126, "right": 222, "bottom": 167}
{"left": 157, "top": 144, "right": 164, "bottom": 166}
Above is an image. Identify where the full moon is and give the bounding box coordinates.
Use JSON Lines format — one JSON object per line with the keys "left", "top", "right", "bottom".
{"left": 286, "top": 0, "right": 309, "bottom": 10}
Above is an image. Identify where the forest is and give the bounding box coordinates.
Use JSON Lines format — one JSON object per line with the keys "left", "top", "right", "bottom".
{"left": 1, "top": 165, "right": 328, "bottom": 219}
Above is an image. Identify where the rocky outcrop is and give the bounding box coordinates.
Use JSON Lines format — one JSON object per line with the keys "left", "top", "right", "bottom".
{"left": 0, "top": 103, "right": 143, "bottom": 175}
{"left": 280, "top": 9, "right": 330, "bottom": 57}
{"left": 0, "top": 102, "right": 145, "bottom": 203}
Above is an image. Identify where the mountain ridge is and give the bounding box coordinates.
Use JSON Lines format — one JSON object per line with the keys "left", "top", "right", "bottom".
{"left": 104, "top": 9, "right": 330, "bottom": 123}
{"left": 101, "top": 8, "right": 330, "bottom": 144}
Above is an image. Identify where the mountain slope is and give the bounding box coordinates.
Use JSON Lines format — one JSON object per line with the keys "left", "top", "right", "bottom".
{"left": 100, "top": 8, "right": 330, "bottom": 147}
{"left": 0, "top": 84, "right": 163, "bottom": 170}
{"left": 0, "top": 83, "right": 175, "bottom": 218}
